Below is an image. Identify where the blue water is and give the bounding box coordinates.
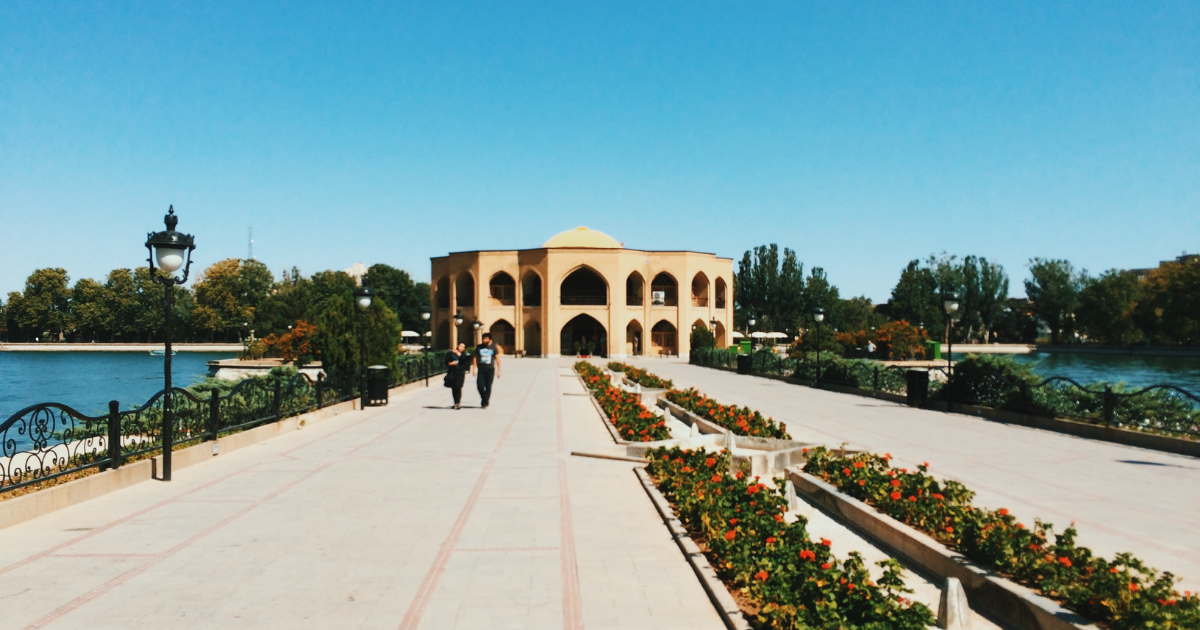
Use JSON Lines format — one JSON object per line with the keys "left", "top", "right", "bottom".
{"left": 1009, "top": 352, "right": 1200, "bottom": 393}
{"left": 0, "top": 352, "right": 236, "bottom": 420}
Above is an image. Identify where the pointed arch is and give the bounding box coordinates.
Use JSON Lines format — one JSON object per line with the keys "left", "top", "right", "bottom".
{"left": 650, "top": 272, "right": 678, "bottom": 306}
{"left": 715, "top": 277, "right": 728, "bottom": 309}
{"left": 521, "top": 270, "right": 543, "bottom": 307}
{"left": 561, "top": 314, "right": 608, "bottom": 356}
{"left": 626, "top": 271, "right": 645, "bottom": 306}
{"left": 489, "top": 272, "right": 515, "bottom": 306}
{"left": 626, "top": 319, "right": 644, "bottom": 356}
{"left": 714, "top": 320, "right": 727, "bottom": 348}
{"left": 488, "top": 318, "right": 516, "bottom": 354}
{"left": 435, "top": 276, "right": 450, "bottom": 309}
{"left": 650, "top": 320, "right": 677, "bottom": 356}
{"left": 455, "top": 272, "right": 475, "bottom": 308}
{"left": 560, "top": 265, "right": 608, "bottom": 306}
{"left": 691, "top": 272, "right": 710, "bottom": 307}
{"left": 436, "top": 320, "right": 451, "bottom": 349}
{"left": 523, "top": 320, "right": 542, "bottom": 356}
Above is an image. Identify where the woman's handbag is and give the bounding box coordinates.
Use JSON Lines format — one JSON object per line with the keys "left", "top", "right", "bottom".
{"left": 443, "top": 370, "right": 453, "bottom": 388}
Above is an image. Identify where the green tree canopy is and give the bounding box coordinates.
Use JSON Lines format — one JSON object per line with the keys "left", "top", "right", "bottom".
{"left": 363, "top": 263, "right": 428, "bottom": 332}
{"left": 1025, "top": 258, "right": 1084, "bottom": 344}
{"left": 8, "top": 268, "right": 72, "bottom": 341}
{"left": 1077, "top": 270, "right": 1144, "bottom": 345}
{"left": 1134, "top": 258, "right": 1200, "bottom": 345}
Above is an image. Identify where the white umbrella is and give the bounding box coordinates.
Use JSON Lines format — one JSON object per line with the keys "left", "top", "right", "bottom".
{"left": 731, "top": 332, "right": 745, "bottom": 339}
{"left": 401, "top": 331, "right": 421, "bottom": 338}
{"left": 766, "top": 332, "right": 789, "bottom": 339}
{"left": 750, "top": 332, "right": 768, "bottom": 338}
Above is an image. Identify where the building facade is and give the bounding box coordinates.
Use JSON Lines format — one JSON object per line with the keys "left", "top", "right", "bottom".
{"left": 429, "top": 227, "right": 734, "bottom": 358}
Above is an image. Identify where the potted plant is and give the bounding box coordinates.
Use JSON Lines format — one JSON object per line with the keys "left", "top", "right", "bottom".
{"left": 573, "top": 340, "right": 584, "bottom": 357}
{"left": 587, "top": 340, "right": 597, "bottom": 357}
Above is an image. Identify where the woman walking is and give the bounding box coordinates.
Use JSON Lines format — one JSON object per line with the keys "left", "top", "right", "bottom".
{"left": 445, "top": 342, "right": 467, "bottom": 409}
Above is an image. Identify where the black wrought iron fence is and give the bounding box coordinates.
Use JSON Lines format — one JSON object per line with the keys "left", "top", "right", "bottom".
{"left": 690, "top": 347, "right": 1200, "bottom": 439}
{"left": 0, "top": 351, "right": 449, "bottom": 495}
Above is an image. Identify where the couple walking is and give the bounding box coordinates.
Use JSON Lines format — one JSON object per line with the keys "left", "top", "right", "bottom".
{"left": 444, "top": 333, "right": 501, "bottom": 410}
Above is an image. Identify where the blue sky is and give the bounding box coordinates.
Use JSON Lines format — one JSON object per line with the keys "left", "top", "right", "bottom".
{"left": 1, "top": 1, "right": 1196, "bottom": 301}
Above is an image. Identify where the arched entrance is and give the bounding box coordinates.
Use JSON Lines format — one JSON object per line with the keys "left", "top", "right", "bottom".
{"left": 523, "top": 321, "right": 542, "bottom": 356}
{"left": 436, "top": 320, "right": 451, "bottom": 349}
{"left": 626, "top": 320, "right": 643, "bottom": 356}
{"left": 626, "top": 272, "right": 644, "bottom": 306}
{"left": 714, "top": 321, "right": 727, "bottom": 348}
{"left": 489, "top": 319, "right": 516, "bottom": 354}
{"left": 561, "top": 314, "right": 607, "bottom": 356}
{"left": 651, "top": 320, "right": 677, "bottom": 356}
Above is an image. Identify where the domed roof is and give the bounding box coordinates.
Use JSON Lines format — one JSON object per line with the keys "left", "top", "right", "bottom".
{"left": 543, "top": 226, "right": 622, "bottom": 249}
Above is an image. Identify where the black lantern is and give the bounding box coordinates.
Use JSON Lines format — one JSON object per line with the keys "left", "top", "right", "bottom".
{"left": 943, "top": 291, "right": 959, "bottom": 375}
{"left": 813, "top": 307, "right": 825, "bottom": 386}
{"left": 144, "top": 206, "right": 196, "bottom": 482}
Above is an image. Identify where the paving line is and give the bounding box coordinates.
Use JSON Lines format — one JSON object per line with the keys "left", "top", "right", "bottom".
{"left": 22, "top": 463, "right": 332, "bottom": 630}
{"left": 556, "top": 371, "right": 584, "bottom": 630}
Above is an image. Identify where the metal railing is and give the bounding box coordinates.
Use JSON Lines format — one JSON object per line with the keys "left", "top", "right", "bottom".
{"left": 0, "top": 352, "right": 449, "bottom": 495}
{"left": 689, "top": 347, "right": 1199, "bottom": 439}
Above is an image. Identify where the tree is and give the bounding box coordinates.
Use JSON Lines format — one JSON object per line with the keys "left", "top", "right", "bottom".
{"left": 255, "top": 267, "right": 316, "bottom": 337}
{"left": 103, "top": 269, "right": 139, "bottom": 341}
{"left": 313, "top": 292, "right": 403, "bottom": 389}
{"left": 1134, "top": 258, "right": 1200, "bottom": 346}
{"left": 1077, "top": 270, "right": 1144, "bottom": 345}
{"left": 363, "top": 263, "right": 427, "bottom": 332}
{"left": 10, "top": 268, "right": 72, "bottom": 341}
{"left": 71, "top": 278, "right": 110, "bottom": 341}
{"left": 690, "top": 326, "right": 715, "bottom": 350}
{"left": 958, "top": 256, "right": 1009, "bottom": 343}
{"left": 1025, "top": 258, "right": 1084, "bottom": 344}
{"left": 889, "top": 260, "right": 942, "bottom": 341}
{"left": 192, "top": 259, "right": 273, "bottom": 340}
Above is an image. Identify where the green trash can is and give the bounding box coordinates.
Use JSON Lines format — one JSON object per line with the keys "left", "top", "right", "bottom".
{"left": 739, "top": 339, "right": 752, "bottom": 354}
{"left": 924, "top": 340, "right": 941, "bottom": 361}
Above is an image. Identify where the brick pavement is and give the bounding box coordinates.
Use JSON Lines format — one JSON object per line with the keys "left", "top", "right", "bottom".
{"left": 0, "top": 359, "right": 724, "bottom": 630}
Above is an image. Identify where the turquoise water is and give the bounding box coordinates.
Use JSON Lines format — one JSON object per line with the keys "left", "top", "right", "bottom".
{"left": 1008, "top": 352, "right": 1200, "bottom": 393}
{"left": 0, "top": 351, "right": 237, "bottom": 421}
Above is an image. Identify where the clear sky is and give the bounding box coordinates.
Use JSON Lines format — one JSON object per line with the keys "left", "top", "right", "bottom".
{"left": 1, "top": 1, "right": 1196, "bottom": 301}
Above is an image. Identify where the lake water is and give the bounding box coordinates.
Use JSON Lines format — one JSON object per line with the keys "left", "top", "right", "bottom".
{"left": 0, "top": 352, "right": 237, "bottom": 420}
{"left": 1007, "top": 352, "right": 1200, "bottom": 392}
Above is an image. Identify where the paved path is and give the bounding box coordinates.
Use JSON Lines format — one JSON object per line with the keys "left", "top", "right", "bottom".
{"left": 628, "top": 358, "right": 1200, "bottom": 591}
{"left": 0, "top": 359, "right": 724, "bottom": 630}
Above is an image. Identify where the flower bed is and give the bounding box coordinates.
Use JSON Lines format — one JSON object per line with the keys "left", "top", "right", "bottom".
{"left": 664, "top": 388, "right": 791, "bottom": 439}
{"left": 646, "top": 446, "right": 934, "bottom": 629}
{"left": 606, "top": 362, "right": 674, "bottom": 389}
{"left": 575, "top": 362, "right": 671, "bottom": 442}
{"left": 803, "top": 447, "right": 1200, "bottom": 629}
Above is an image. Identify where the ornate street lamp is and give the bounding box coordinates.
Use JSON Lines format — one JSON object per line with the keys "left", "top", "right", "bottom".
{"left": 472, "top": 317, "right": 483, "bottom": 346}
{"left": 943, "top": 291, "right": 960, "bottom": 376}
{"left": 454, "top": 310, "right": 464, "bottom": 326}
{"left": 420, "top": 305, "right": 431, "bottom": 387}
{"left": 710, "top": 317, "right": 718, "bottom": 347}
{"left": 355, "top": 286, "right": 374, "bottom": 408}
{"left": 145, "top": 206, "right": 196, "bottom": 482}
{"left": 813, "top": 307, "right": 825, "bottom": 386}
{"left": 747, "top": 314, "right": 756, "bottom": 350}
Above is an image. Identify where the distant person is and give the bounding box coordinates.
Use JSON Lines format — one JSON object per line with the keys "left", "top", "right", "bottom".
{"left": 444, "top": 342, "right": 467, "bottom": 410}
{"left": 867, "top": 340, "right": 877, "bottom": 358}
{"left": 472, "top": 332, "right": 501, "bottom": 409}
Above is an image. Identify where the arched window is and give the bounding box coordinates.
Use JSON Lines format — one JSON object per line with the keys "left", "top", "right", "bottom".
{"left": 691, "top": 273, "right": 710, "bottom": 307}
{"left": 560, "top": 267, "right": 607, "bottom": 306}
{"left": 650, "top": 273, "right": 677, "bottom": 307}
{"left": 522, "top": 271, "right": 542, "bottom": 307}
{"left": 626, "top": 272, "right": 644, "bottom": 306}
{"left": 489, "top": 272, "right": 515, "bottom": 306}
{"left": 523, "top": 320, "right": 542, "bottom": 355}
{"left": 715, "top": 278, "right": 727, "bottom": 309}
{"left": 455, "top": 274, "right": 475, "bottom": 308}
{"left": 435, "top": 276, "right": 450, "bottom": 309}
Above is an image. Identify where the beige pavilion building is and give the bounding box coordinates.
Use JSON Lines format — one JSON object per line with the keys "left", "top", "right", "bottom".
{"left": 429, "top": 227, "right": 734, "bottom": 358}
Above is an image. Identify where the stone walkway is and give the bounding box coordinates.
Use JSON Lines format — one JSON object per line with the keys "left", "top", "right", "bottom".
{"left": 628, "top": 357, "right": 1200, "bottom": 591}
{"left": 0, "top": 359, "right": 724, "bottom": 630}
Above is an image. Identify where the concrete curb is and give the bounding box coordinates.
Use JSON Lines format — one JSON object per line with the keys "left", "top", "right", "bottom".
{"left": 656, "top": 397, "right": 731, "bottom": 435}
{"left": 0, "top": 379, "right": 428, "bottom": 531}
{"left": 788, "top": 469, "right": 1099, "bottom": 630}
{"left": 694, "top": 362, "right": 1199, "bottom": 459}
{"left": 634, "top": 467, "right": 752, "bottom": 630}
{"left": 573, "top": 371, "right": 630, "bottom": 445}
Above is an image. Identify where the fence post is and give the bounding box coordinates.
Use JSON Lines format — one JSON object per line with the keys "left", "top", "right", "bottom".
{"left": 1018, "top": 381, "right": 1030, "bottom": 413}
{"left": 1103, "top": 385, "right": 1114, "bottom": 427}
{"left": 873, "top": 367, "right": 879, "bottom": 392}
{"left": 273, "top": 379, "right": 283, "bottom": 421}
{"left": 316, "top": 373, "right": 325, "bottom": 409}
{"left": 207, "top": 388, "right": 219, "bottom": 441}
{"left": 107, "top": 400, "right": 122, "bottom": 470}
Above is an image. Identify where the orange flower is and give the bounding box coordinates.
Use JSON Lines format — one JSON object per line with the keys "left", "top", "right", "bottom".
{"left": 1058, "top": 557, "right": 1072, "bottom": 567}
{"left": 908, "top": 496, "right": 917, "bottom": 502}
{"left": 774, "top": 514, "right": 783, "bottom": 523}
{"left": 705, "top": 458, "right": 716, "bottom": 467}
{"left": 1129, "top": 582, "right": 1139, "bottom": 592}
{"left": 711, "top": 474, "right": 722, "bottom": 483}
{"left": 1109, "top": 567, "right": 1119, "bottom": 574}
{"left": 857, "top": 480, "right": 866, "bottom": 486}
{"left": 821, "top": 562, "right": 832, "bottom": 570}
{"left": 890, "top": 491, "right": 902, "bottom": 500}
{"left": 843, "top": 468, "right": 852, "bottom": 475}
{"left": 730, "top": 518, "right": 738, "bottom": 524}
{"left": 889, "top": 479, "right": 900, "bottom": 487}
{"left": 998, "top": 508, "right": 1009, "bottom": 516}
{"left": 766, "top": 537, "right": 777, "bottom": 544}
{"left": 852, "top": 461, "right": 865, "bottom": 469}
{"left": 821, "top": 538, "right": 832, "bottom": 547}
{"left": 932, "top": 493, "right": 944, "bottom": 500}
{"left": 799, "top": 550, "right": 816, "bottom": 561}
{"left": 945, "top": 526, "right": 954, "bottom": 534}
{"left": 847, "top": 583, "right": 856, "bottom": 590}
{"left": 725, "top": 530, "right": 737, "bottom": 541}
{"left": 755, "top": 570, "right": 769, "bottom": 581}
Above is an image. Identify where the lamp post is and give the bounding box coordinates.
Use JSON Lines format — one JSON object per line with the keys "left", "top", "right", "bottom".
{"left": 472, "top": 317, "right": 483, "bottom": 346}
{"left": 710, "top": 317, "right": 718, "bottom": 347}
{"left": 144, "top": 206, "right": 196, "bottom": 482}
{"left": 355, "top": 286, "right": 374, "bottom": 408}
{"left": 814, "top": 307, "right": 825, "bottom": 386}
{"left": 420, "top": 305, "right": 431, "bottom": 387}
{"left": 747, "top": 314, "right": 756, "bottom": 350}
{"left": 943, "top": 291, "right": 960, "bottom": 376}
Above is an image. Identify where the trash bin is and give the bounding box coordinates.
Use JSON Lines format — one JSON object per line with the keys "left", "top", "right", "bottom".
{"left": 924, "top": 340, "right": 941, "bottom": 361}
{"left": 736, "top": 354, "right": 752, "bottom": 375}
{"left": 739, "top": 339, "right": 752, "bottom": 354}
{"left": 905, "top": 369, "right": 929, "bottom": 408}
{"left": 367, "top": 365, "right": 390, "bottom": 406}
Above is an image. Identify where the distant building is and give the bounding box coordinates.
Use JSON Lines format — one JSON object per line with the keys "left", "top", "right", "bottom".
{"left": 429, "top": 227, "right": 734, "bottom": 358}
{"left": 1128, "top": 252, "right": 1197, "bottom": 280}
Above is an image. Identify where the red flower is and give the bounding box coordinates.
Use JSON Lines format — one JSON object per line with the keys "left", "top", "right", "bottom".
{"left": 1129, "top": 582, "right": 1139, "bottom": 592}
{"left": 857, "top": 480, "right": 866, "bottom": 486}
{"left": 711, "top": 474, "right": 722, "bottom": 483}
{"left": 890, "top": 491, "right": 902, "bottom": 500}
{"left": 998, "top": 508, "right": 1009, "bottom": 516}
{"left": 842, "top": 468, "right": 852, "bottom": 475}
{"left": 799, "top": 550, "right": 816, "bottom": 561}
{"left": 945, "top": 526, "right": 954, "bottom": 534}
{"left": 730, "top": 518, "right": 738, "bottom": 524}
{"left": 821, "top": 562, "right": 832, "bottom": 570}
{"left": 766, "top": 537, "right": 777, "bottom": 544}
{"left": 755, "top": 570, "right": 769, "bottom": 581}
{"left": 908, "top": 496, "right": 917, "bottom": 502}
{"left": 661, "top": 454, "right": 670, "bottom": 461}
{"left": 1109, "top": 567, "right": 1119, "bottom": 574}
{"left": 774, "top": 514, "right": 783, "bottom": 523}
{"left": 681, "top": 466, "right": 692, "bottom": 473}
{"left": 705, "top": 458, "right": 716, "bottom": 467}
{"left": 735, "top": 471, "right": 744, "bottom": 480}
{"left": 725, "top": 530, "right": 737, "bottom": 541}
{"left": 847, "top": 583, "right": 856, "bottom": 590}
{"left": 1058, "top": 557, "right": 1072, "bottom": 567}
{"left": 884, "top": 453, "right": 892, "bottom": 460}
{"left": 852, "top": 461, "right": 865, "bottom": 469}
{"left": 889, "top": 479, "right": 900, "bottom": 487}
{"left": 820, "top": 538, "right": 832, "bottom": 547}
{"left": 932, "top": 493, "right": 944, "bottom": 500}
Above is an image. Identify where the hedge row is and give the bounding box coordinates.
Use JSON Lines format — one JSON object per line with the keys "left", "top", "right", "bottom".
{"left": 664, "top": 387, "right": 792, "bottom": 439}
{"left": 574, "top": 362, "right": 671, "bottom": 442}
{"left": 606, "top": 362, "right": 675, "bottom": 389}
{"left": 648, "top": 447, "right": 935, "bottom": 629}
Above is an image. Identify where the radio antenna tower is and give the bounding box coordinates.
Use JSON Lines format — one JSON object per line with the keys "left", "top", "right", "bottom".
{"left": 248, "top": 227, "right": 255, "bottom": 260}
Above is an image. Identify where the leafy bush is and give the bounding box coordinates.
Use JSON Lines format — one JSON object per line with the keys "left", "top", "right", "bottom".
{"left": 606, "top": 362, "right": 674, "bottom": 389}
{"left": 665, "top": 388, "right": 790, "bottom": 439}
{"left": 804, "top": 447, "right": 1200, "bottom": 629}
{"left": 647, "top": 447, "right": 935, "bottom": 629}
{"left": 690, "top": 326, "right": 716, "bottom": 350}
{"left": 574, "top": 362, "right": 670, "bottom": 441}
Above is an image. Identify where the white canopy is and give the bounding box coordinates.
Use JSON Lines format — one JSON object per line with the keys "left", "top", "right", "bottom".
{"left": 766, "top": 332, "right": 789, "bottom": 339}
{"left": 750, "top": 332, "right": 768, "bottom": 338}
{"left": 731, "top": 331, "right": 745, "bottom": 339}
{"left": 401, "top": 331, "right": 421, "bottom": 338}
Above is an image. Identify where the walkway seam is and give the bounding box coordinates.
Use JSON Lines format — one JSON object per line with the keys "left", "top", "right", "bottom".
{"left": 557, "top": 371, "right": 584, "bottom": 630}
